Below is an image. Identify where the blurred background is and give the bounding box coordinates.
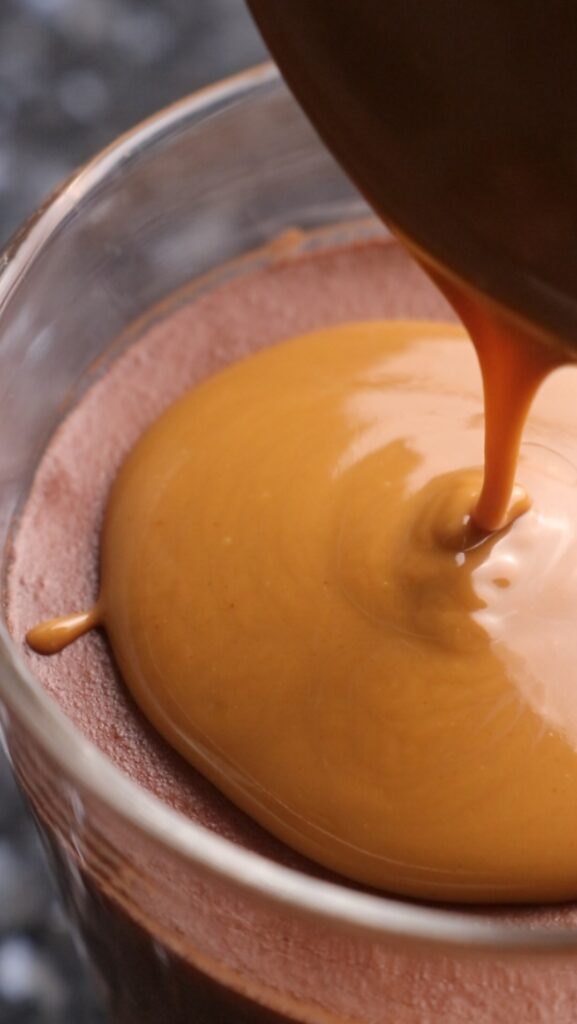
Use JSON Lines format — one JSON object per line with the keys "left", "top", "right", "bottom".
{"left": 0, "top": 2, "right": 265, "bottom": 1021}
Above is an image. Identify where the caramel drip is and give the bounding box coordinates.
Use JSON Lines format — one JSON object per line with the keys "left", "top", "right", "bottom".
{"left": 436, "top": 275, "right": 563, "bottom": 532}
{"left": 24, "top": 318, "right": 577, "bottom": 904}
{"left": 26, "top": 608, "right": 100, "bottom": 656}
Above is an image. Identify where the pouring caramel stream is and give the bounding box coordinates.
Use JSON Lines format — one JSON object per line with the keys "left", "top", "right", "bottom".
{"left": 437, "top": 278, "right": 562, "bottom": 533}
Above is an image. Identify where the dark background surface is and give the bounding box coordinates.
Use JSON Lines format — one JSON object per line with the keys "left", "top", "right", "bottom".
{"left": 0, "top": 2, "right": 265, "bottom": 1020}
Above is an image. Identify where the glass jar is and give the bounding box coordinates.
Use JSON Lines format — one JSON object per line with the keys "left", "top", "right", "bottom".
{"left": 0, "top": 64, "right": 576, "bottom": 1024}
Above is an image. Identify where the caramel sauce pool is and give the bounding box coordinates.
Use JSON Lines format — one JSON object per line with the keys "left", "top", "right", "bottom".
{"left": 26, "top": 314, "right": 577, "bottom": 903}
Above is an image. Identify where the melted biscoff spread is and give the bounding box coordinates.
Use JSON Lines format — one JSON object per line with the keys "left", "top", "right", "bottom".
{"left": 27, "top": 315, "right": 577, "bottom": 902}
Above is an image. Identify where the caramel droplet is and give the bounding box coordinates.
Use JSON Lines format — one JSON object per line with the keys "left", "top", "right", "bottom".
{"left": 26, "top": 608, "right": 100, "bottom": 655}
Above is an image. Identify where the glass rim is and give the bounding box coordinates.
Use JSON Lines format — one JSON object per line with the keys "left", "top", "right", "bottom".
{"left": 0, "top": 61, "right": 573, "bottom": 955}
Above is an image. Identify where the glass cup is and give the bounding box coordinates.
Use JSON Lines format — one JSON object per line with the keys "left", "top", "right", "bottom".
{"left": 1, "top": 64, "right": 577, "bottom": 1024}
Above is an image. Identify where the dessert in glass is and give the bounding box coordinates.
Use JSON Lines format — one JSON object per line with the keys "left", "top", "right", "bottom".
{"left": 2, "top": 66, "right": 577, "bottom": 1024}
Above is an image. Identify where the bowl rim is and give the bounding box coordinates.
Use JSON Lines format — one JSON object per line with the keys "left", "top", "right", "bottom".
{"left": 0, "top": 61, "right": 573, "bottom": 955}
